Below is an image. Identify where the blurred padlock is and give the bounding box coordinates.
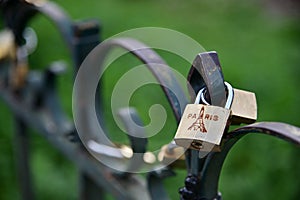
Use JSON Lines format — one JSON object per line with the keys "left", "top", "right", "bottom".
{"left": 0, "top": 30, "right": 15, "bottom": 60}
{"left": 11, "top": 62, "right": 28, "bottom": 89}
{"left": 158, "top": 143, "right": 186, "bottom": 168}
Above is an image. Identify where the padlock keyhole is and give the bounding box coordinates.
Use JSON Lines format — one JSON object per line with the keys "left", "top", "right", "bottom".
{"left": 191, "top": 142, "right": 203, "bottom": 149}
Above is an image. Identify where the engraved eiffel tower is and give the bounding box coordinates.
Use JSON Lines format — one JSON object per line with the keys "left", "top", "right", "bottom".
{"left": 188, "top": 106, "right": 207, "bottom": 132}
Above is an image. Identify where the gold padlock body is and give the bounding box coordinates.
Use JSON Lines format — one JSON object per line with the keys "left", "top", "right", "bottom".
{"left": 174, "top": 104, "right": 230, "bottom": 150}
{"left": 231, "top": 89, "right": 257, "bottom": 125}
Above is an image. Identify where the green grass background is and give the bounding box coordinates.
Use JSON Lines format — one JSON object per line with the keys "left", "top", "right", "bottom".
{"left": 0, "top": 0, "right": 300, "bottom": 199}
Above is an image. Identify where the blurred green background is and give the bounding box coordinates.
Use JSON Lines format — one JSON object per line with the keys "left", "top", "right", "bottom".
{"left": 0, "top": 0, "right": 300, "bottom": 199}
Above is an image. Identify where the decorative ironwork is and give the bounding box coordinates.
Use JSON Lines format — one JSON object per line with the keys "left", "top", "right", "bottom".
{"left": 0, "top": 1, "right": 299, "bottom": 200}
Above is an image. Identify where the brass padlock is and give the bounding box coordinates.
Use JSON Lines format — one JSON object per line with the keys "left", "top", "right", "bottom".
{"left": 158, "top": 143, "right": 186, "bottom": 169}
{"left": 175, "top": 82, "right": 234, "bottom": 150}
{"left": 200, "top": 86, "right": 257, "bottom": 125}
{"left": 0, "top": 30, "right": 15, "bottom": 60}
{"left": 10, "top": 62, "right": 28, "bottom": 89}
{"left": 174, "top": 104, "right": 231, "bottom": 150}
{"left": 230, "top": 88, "right": 257, "bottom": 125}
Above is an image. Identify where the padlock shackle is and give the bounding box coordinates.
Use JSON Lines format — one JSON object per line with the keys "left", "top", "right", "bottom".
{"left": 195, "top": 81, "right": 234, "bottom": 110}
{"left": 74, "top": 37, "right": 188, "bottom": 128}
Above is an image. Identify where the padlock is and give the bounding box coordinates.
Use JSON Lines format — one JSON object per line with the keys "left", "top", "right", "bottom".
{"left": 158, "top": 142, "right": 186, "bottom": 168}
{"left": 200, "top": 85, "right": 257, "bottom": 125}
{"left": 0, "top": 30, "right": 15, "bottom": 60}
{"left": 10, "top": 62, "right": 28, "bottom": 89}
{"left": 174, "top": 83, "right": 233, "bottom": 150}
{"left": 230, "top": 88, "right": 257, "bottom": 125}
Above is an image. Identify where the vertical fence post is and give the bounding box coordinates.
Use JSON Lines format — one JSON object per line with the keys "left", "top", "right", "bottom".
{"left": 79, "top": 173, "right": 106, "bottom": 200}
{"left": 72, "top": 20, "right": 103, "bottom": 200}
{"left": 13, "top": 116, "right": 35, "bottom": 200}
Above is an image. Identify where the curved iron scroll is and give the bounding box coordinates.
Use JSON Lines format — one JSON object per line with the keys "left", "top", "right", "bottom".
{"left": 95, "top": 38, "right": 188, "bottom": 122}
{"left": 198, "top": 122, "right": 300, "bottom": 199}
{"left": 187, "top": 52, "right": 226, "bottom": 107}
